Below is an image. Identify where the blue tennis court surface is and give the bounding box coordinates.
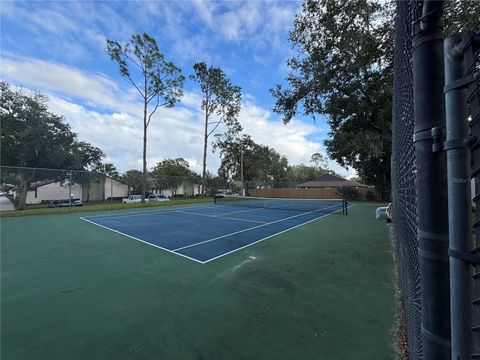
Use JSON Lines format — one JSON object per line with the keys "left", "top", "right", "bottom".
{"left": 82, "top": 201, "right": 347, "bottom": 263}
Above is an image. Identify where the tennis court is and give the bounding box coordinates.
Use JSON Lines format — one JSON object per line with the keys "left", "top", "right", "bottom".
{"left": 82, "top": 197, "right": 349, "bottom": 263}
{"left": 2, "top": 201, "right": 393, "bottom": 360}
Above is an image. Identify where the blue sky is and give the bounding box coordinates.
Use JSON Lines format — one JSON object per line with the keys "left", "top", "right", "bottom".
{"left": 1, "top": 1, "right": 353, "bottom": 177}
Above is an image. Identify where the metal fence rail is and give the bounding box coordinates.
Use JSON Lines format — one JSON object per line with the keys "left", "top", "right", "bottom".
{"left": 393, "top": 1, "right": 479, "bottom": 358}
{"left": 413, "top": 1, "right": 451, "bottom": 358}
{"left": 466, "top": 22, "right": 480, "bottom": 358}
{"left": 444, "top": 29, "right": 479, "bottom": 358}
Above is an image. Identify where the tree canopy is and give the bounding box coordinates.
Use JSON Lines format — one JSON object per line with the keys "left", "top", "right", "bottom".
{"left": 215, "top": 132, "right": 296, "bottom": 183}
{"left": 214, "top": 128, "right": 336, "bottom": 185}
{"left": 151, "top": 158, "right": 196, "bottom": 178}
{"left": 0, "top": 82, "right": 104, "bottom": 209}
{"left": 121, "top": 170, "right": 143, "bottom": 194}
{"left": 151, "top": 158, "right": 198, "bottom": 196}
{"left": 93, "top": 162, "right": 120, "bottom": 179}
{"left": 271, "top": 0, "right": 479, "bottom": 195}
{"left": 271, "top": 0, "right": 393, "bottom": 194}
{"left": 287, "top": 164, "right": 332, "bottom": 183}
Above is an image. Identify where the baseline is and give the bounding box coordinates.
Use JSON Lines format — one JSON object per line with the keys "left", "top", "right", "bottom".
{"left": 80, "top": 217, "right": 204, "bottom": 264}
{"left": 83, "top": 203, "right": 218, "bottom": 221}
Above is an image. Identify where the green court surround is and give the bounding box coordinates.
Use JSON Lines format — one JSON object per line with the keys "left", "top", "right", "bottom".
{"left": 1, "top": 203, "right": 394, "bottom": 360}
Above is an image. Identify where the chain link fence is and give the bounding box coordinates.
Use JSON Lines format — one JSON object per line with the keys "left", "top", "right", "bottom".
{"left": 467, "top": 21, "right": 480, "bottom": 357}
{"left": 0, "top": 165, "right": 387, "bottom": 214}
{"left": 0, "top": 166, "right": 206, "bottom": 214}
{"left": 392, "top": 0, "right": 423, "bottom": 358}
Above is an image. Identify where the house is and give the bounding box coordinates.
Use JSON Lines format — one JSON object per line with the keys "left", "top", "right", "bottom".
{"left": 21, "top": 179, "right": 82, "bottom": 204}
{"left": 148, "top": 177, "right": 202, "bottom": 198}
{"left": 102, "top": 175, "right": 131, "bottom": 200}
{"left": 17, "top": 174, "right": 130, "bottom": 204}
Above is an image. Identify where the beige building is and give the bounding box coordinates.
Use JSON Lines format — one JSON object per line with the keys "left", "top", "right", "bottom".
{"left": 148, "top": 178, "right": 202, "bottom": 198}
{"left": 18, "top": 175, "right": 129, "bottom": 204}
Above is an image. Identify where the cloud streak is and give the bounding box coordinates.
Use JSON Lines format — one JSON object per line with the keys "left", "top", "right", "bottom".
{"left": 1, "top": 56, "right": 347, "bottom": 176}
{"left": 1, "top": 1, "right": 353, "bottom": 177}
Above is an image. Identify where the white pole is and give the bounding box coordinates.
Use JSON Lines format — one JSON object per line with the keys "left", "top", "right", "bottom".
{"left": 240, "top": 148, "right": 244, "bottom": 196}
{"left": 68, "top": 171, "right": 72, "bottom": 213}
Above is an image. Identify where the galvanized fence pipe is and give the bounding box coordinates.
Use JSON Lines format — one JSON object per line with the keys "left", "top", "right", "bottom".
{"left": 412, "top": 1, "right": 451, "bottom": 358}
{"left": 463, "top": 25, "right": 480, "bottom": 357}
{"left": 444, "top": 33, "right": 476, "bottom": 358}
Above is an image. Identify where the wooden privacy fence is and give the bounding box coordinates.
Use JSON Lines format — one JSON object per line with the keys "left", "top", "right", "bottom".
{"left": 247, "top": 187, "right": 382, "bottom": 201}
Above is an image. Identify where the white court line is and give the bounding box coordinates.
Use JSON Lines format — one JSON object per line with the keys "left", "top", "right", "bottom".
{"left": 176, "top": 211, "right": 267, "bottom": 224}
{"left": 81, "top": 203, "right": 356, "bottom": 265}
{"left": 83, "top": 203, "right": 217, "bottom": 221}
{"left": 202, "top": 204, "right": 357, "bottom": 263}
{"left": 220, "top": 207, "right": 270, "bottom": 216}
{"left": 173, "top": 203, "right": 343, "bottom": 252}
{"left": 80, "top": 217, "right": 204, "bottom": 264}
{"left": 219, "top": 199, "right": 344, "bottom": 214}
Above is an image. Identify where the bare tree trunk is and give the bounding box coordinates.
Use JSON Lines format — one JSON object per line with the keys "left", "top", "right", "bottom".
{"left": 201, "top": 110, "right": 209, "bottom": 196}
{"left": 17, "top": 180, "right": 28, "bottom": 210}
{"left": 142, "top": 94, "right": 148, "bottom": 203}
{"left": 16, "top": 168, "right": 36, "bottom": 210}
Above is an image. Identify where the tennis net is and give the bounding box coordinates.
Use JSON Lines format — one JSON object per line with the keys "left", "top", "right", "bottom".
{"left": 213, "top": 196, "right": 347, "bottom": 215}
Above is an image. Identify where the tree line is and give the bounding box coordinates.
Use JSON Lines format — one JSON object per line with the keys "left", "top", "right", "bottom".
{"left": 0, "top": 80, "right": 331, "bottom": 209}
{"left": 99, "top": 150, "right": 334, "bottom": 196}
{"left": 10, "top": 0, "right": 471, "bottom": 207}
{"left": 271, "top": 0, "right": 479, "bottom": 196}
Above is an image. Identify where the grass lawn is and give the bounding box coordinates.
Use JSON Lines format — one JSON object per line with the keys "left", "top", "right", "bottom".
{"left": 1, "top": 202, "right": 394, "bottom": 360}
{"left": 0, "top": 197, "right": 213, "bottom": 218}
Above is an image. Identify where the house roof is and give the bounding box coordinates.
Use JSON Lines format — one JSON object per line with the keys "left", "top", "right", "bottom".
{"left": 27, "top": 179, "right": 59, "bottom": 190}
{"left": 296, "top": 174, "right": 369, "bottom": 188}
{"left": 22, "top": 174, "right": 129, "bottom": 190}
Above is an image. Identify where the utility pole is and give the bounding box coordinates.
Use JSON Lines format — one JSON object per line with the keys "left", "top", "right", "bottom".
{"left": 240, "top": 148, "right": 244, "bottom": 196}
{"left": 68, "top": 171, "right": 72, "bottom": 214}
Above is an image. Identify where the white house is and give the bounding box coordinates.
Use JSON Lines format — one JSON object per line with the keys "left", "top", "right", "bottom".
{"left": 18, "top": 175, "right": 130, "bottom": 204}
{"left": 104, "top": 176, "right": 131, "bottom": 200}
{"left": 148, "top": 179, "right": 202, "bottom": 198}
{"left": 25, "top": 180, "right": 83, "bottom": 204}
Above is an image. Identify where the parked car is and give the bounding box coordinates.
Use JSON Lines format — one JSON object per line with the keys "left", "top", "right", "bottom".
{"left": 148, "top": 194, "right": 170, "bottom": 202}
{"left": 214, "top": 191, "right": 237, "bottom": 198}
{"left": 48, "top": 200, "right": 59, "bottom": 208}
{"left": 122, "top": 195, "right": 144, "bottom": 204}
{"left": 48, "top": 199, "right": 83, "bottom": 207}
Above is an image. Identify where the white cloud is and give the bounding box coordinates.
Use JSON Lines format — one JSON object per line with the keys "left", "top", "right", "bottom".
{"left": 46, "top": 94, "right": 206, "bottom": 173}
{"left": 0, "top": 54, "right": 139, "bottom": 113}
{"left": 239, "top": 101, "right": 319, "bottom": 163}
{"left": 47, "top": 91, "right": 348, "bottom": 176}
{"left": 192, "top": 0, "right": 215, "bottom": 27}
{"left": 1, "top": 53, "right": 352, "bottom": 178}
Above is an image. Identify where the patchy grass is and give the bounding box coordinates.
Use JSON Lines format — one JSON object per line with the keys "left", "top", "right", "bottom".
{"left": 0, "top": 197, "right": 213, "bottom": 218}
